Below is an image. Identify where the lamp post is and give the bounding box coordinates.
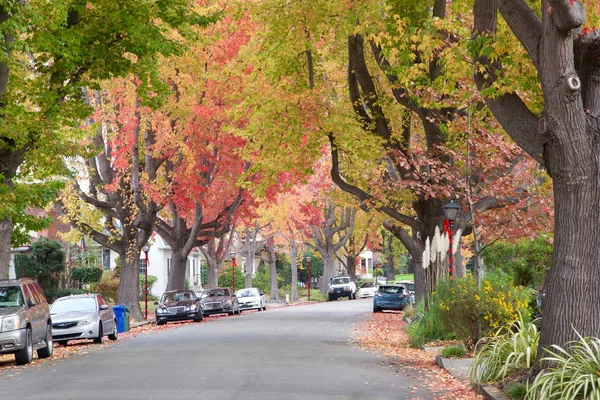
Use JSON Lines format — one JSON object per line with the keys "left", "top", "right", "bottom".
{"left": 443, "top": 200, "right": 460, "bottom": 278}
{"left": 230, "top": 250, "right": 236, "bottom": 291}
{"left": 306, "top": 255, "right": 312, "bottom": 302}
{"left": 142, "top": 245, "right": 150, "bottom": 320}
{"left": 375, "top": 263, "right": 379, "bottom": 285}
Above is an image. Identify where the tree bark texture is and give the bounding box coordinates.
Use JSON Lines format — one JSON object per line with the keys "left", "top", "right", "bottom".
{"left": 166, "top": 249, "right": 187, "bottom": 291}
{"left": 290, "top": 240, "right": 298, "bottom": 301}
{"left": 117, "top": 253, "right": 143, "bottom": 322}
{"left": 0, "top": 217, "right": 11, "bottom": 279}
{"left": 473, "top": 0, "right": 600, "bottom": 355}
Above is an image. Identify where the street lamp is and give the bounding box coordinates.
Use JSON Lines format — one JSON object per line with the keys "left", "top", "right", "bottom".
{"left": 443, "top": 200, "right": 460, "bottom": 278}
{"left": 142, "top": 244, "right": 150, "bottom": 320}
{"left": 230, "top": 250, "right": 236, "bottom": 291}
{"left": 306, "top": 255, "right": 312, "bottom": 302}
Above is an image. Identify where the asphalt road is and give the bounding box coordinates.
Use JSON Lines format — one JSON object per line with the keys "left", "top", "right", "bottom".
{"left": 1, "top": 299, "right": 432, "bottom": 399}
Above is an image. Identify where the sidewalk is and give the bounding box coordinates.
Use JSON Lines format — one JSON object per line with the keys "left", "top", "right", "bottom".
{"left": 435, "top": 356, "right": 505, "bottom": 400}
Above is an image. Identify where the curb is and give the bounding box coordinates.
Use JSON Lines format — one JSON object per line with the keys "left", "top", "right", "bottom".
{"left": 130, "top": 320, "right": 153, "bottom": 328}
{"left": 435, "top": 356, "right": 504, "bottom": 400}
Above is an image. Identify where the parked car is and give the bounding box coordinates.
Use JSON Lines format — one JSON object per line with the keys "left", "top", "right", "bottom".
{"left": 327, "top": 276, "right": 357, "bottom": 301}
{"left": 201, "top": 288, "right": 240, "bottom": 316}
{"left": 51, "top": 293, "right": 118, "bottom": 345}
{"left": 155, "top": 290, "right": 203, "bottom": 325}
{"left": 373, "top": 284, "right": 411, "bottom": 312}
{"left": 396, "top": 280, "right": 415, "bottom": 305}
{"left": 236, "top": 288, "right": 267, "bottom": 311}
{"left": 0, "top": 278, "right": 53, "bottom": 365}
{"left": 357, "top": 282, "right": 377, "bottom": 298}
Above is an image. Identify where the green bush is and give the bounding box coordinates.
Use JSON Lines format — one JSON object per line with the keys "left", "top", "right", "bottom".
{"left": 139, "top": 274, "right": 158, "bottom": 301}
{"left": 435, "top": 272, "right": 532, "bottom": 345}
{"left": 71, "top": 267, "right": 103, "bottom": 287}
{"left": 218, "top": 264, "right": 246, "bottom": 292}
{"left": 44, "top": 288, "right": 87, "bottom": 303}
{"left": 441, "top": 345, "right": 467, "bottom": 358}
{"left": 14, "top": 237, "right": 65, "bottom": 290}
{"left": 406, "top": 299, "right": 455, "bottom": 348}
{"left": 469, "top": 312, "right": 539, "bottom": 384}
{"left": 526, "top": 334, "right": 600, "bottom": 400}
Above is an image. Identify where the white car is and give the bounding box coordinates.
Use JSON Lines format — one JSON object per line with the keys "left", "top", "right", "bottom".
{"left": 236, "top": 288, "right": 267, "bottom": 311}
{"left": 327, "top": 276, "right": 357, "bottom": 301}
{"left": 357, "top": 282, "right": 377, "bottom": 298}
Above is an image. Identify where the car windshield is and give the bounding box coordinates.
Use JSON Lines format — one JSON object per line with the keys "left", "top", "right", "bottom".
{"left": 379, "top": 286, "right": 404, "bottom": 294}
{"left": 0, "top": 286, "right": 24, "bottom": 307}
{"left": 206, "top": 289, "right": 227, "bottom": 297}
{"left": 237, "top": 289, "right": 259, "bottom": 298}
{"left": 161, "top": 292, "right": 193, "bottom": 302}
{"left": 331, "top": 277, "right": 350, "bottom": 285}
{"left": 51, "top": 297, "right": 97, "bottom": 313}
{"left": 360, "top": 282, "right": 374, "bottom": 288}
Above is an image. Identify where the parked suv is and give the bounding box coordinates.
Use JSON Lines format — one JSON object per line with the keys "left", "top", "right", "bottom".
{"left": 327, "top": 276, "right": 356, "bottom": 301}
{"left": 0, "top": 278, "right": 53, "bottom": 365}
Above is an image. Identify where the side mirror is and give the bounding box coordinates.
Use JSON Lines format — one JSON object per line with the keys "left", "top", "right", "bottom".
{"left": 260, "top": 292, "right": 265, "bottom": 296}
{"left": 100, "top": 304, "right": 109, "bottom": 310}
{"left": 153, "top": 301, "right": 159, "bottom": 305}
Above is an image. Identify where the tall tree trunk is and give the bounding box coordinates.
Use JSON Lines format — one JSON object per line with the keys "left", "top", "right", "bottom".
{"left": 385, "top": 233, "right": 395, "bottom": 281}
{"left": 245, "top": 254, "right": 254, "bottom": 288}
{"left": 290, "top": 241, "right": 298, "bottom": 301}
{"left": 320, "top": 253, "right": 335, "bottom": 293}
{"left": 0, "top": 217, "right": 11, "bottom": 279}
{"left": 117, "top": 253, "right": 143, "bottom": 321}
{"left": 166, "top": 249, "right": 187, "bottom": 291}
{"left": 269, "top": 258, "right": 279, "bottom": 301}
{"left": 346, "top": 255, "right": 357, "bottom": 279}
{"left": 206, "top": 257, "right": 219, "bottom": 289}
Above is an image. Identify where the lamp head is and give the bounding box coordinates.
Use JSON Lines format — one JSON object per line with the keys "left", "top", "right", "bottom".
{"left": 443, "top": 200, "right": 460, "bottom": 222}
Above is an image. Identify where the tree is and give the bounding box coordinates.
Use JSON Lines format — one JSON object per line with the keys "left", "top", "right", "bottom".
{"left": 310, "top": 202, "right": 356, "bottom": 292}
{"left": 14, "top": 237, "right": 65, "bottom": 290}
{"left": 0, "top": 0, "right": 206, "bottom": 278}
{"left": 472, "top": 0, "right": 600, "bottom": 353}
{"left": 199, "top": 233, "right": 236, "bottom": 289}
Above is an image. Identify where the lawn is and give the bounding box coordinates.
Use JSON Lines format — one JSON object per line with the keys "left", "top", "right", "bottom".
{"left": 395, "top": 274, "right": 414, "bottom": 282}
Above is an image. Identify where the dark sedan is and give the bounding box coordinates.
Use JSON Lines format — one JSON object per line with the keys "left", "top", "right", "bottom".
{"left": 201, "top": 288, "right": 240, "bottom": 316}
{"left": 373, "top": 284, "right": 411, "bottom": 312}
{"left": 155, "top": 290, "right": 203, "bottom": 325}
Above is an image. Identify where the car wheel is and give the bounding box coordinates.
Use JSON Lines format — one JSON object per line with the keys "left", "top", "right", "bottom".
{"left": 193, "top": 311, "right": 202, "bottom": 322}
{"left": 93, "top": 324, "right": 103, "bottom": 344}
{"left": 37, "top": 323, "right": 53, "bottom": 359}
{"left": 328, "top": 294, "right": 334, "bottom": 301}
{"left": 15, "top": 328, "right": 33, "bottom": 365}
{"left": 262, "top": 304, "right": 267, "bottom": 311}
{"left": 157, "top": 320, "right": 166, "bottom": 326}
{"left": 373, "top": 306, "right": 380, "bottom": 313}
{"left": 108, "top": 320, "right": 118, "bottom": 340}
{"left": 228, "top": 308, "right": 234, "bottom": 316}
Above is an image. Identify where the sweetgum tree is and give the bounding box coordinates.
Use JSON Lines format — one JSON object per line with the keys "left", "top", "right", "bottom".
{"left": 472, "top": 0, "right": 600, "bottom": 355}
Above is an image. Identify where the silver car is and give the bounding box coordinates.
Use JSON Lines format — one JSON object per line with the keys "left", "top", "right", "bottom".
{"left": 51, "top": 294, "right": 118, "bottom": 346}
{"left": 236, "top": 288, "right": 267, "bottom": 311}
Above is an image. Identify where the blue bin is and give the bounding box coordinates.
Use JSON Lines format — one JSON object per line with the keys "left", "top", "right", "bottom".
{"left": 113, "top": 305, "right": 130, "bottom": 333}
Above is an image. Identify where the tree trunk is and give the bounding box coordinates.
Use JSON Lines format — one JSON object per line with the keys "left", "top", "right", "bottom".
{"left": 245, "top": 254, "right": 254, "bottom": 288}
{"left": 0, "top": 217, "right": 11, "bottom": 279}
{"left": 269, "top": 257, "right": 279, "bottom": 301}
{"left": 166, "top": 249, "right": 187, "bottom": 291}
{"left": 386, "top": 234, "right": 395, "bottom": 281}
{"left": 117, "top": 254, "right": 143, "bottom": 321}
{"left": 206, "top": 257, "right": 219, "bottom": 289}
{"left": 320, "top": 253, "right": 335, "bottom": 293}
{"left": 346, "top": 255, "right": 357, "bottom": 279}
{"left": 290, "top": 241, "right": 298, "bottom": 301}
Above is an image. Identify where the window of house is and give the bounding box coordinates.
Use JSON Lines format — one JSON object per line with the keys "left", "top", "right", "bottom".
{"left": 139, "top": 258, "right": 148, "bottom": 275}
{"left": 167, "top": 258, "right": 171, "bottom": 279}
{"left": 102, "top": 249, "right": 111, "bottom": 270}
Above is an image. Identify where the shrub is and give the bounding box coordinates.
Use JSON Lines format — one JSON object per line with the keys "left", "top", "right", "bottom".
{"left": 441, "top": 345, "right": 467, "bottom": 358}
{"left": 406, "top": 299, "right": 455, "bottom": 348}
{"left": 71, "top": 266, "right": 103, "bottom": 287}
{"left": 92, "top": 272, "right": 120, "bottom": 303}
{"left": 14, "top": 237, "right": 65, "bottom": 290}
{"left": 44, "top": 288, "right": 87, "bottom": 303}
{"left": 435, "top": 272, "right": 532, "bottom": 345}
{"left": 505, "top": 383, "right": 527, "bottom": 400}
{"left": 218, "top": 264, "right": 245, "bottom": 292}
{"left": 469, "top": 312, "right": 539, "bottom": 384}
{"left": 139, "top": 274, "right": 158, "bottom": 301}
{"left": 526, "top": 334, "right": 600, "bottom": 400}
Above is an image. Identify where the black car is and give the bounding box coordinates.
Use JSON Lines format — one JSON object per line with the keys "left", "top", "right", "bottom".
{"left": 201, "top": 288, "right": 240, "bottom": 316}
{"left": 155, "top": 290, "right": 203, "bottom": 325}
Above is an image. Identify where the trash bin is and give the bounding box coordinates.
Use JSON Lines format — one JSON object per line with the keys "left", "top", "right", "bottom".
{"left": 113, "top": 305, "right": 130, "bottom": 333}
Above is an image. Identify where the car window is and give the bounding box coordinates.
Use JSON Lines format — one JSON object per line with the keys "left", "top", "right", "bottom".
{"left": 205, "top": 289, "right": 227, "bottom": 297}
{"left": 237, "top": 289, "right": 259, "bottom": 298}
{"left": 360, "top": 282, "right": 374, "bottom": 288}
{"left": 97, "top": 296, "right": 107, "bottom": 307}
{"left": 32, "top": 283, "right": 47, "bottom": 303}
{"left": 23, "top": 284, "right": 37, "bottom": 305}
{"left": 332, "top": 277, "right": 350, "bottom": 285}
{"left": 379, "top": 286, "right": 404, "bottom": 294}
{"left": 51, "top": 297, "right": 97, "bottom": 313}
{"left": 0, "top": 286, "right": 24, "bottom": 307}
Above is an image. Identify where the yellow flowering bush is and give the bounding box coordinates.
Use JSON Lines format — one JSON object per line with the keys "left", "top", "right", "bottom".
{"left": 432, "top": 272, "right": 532, "bottom": 346}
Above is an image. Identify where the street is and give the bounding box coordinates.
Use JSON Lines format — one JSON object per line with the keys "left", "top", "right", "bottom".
{"left": 1, "top": 299, "right": 431, "bottom": 399}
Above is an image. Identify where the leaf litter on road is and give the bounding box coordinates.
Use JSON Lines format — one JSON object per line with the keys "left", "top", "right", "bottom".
{"left": 353, "top": 311, "right": 482, "bottom": 400}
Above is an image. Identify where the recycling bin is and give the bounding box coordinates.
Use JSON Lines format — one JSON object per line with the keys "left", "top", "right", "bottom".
{"left": 113, "top": 305, "right": 130, "bottom": 333}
